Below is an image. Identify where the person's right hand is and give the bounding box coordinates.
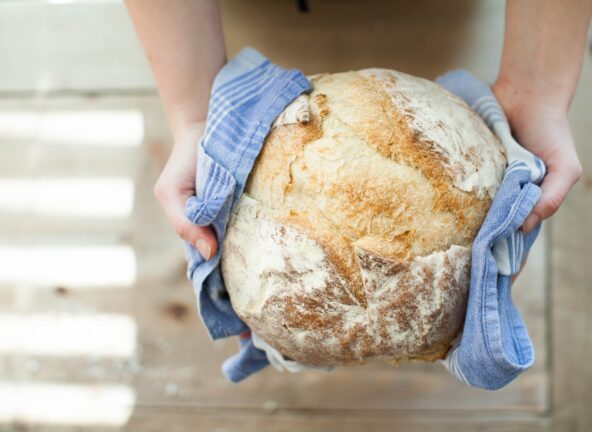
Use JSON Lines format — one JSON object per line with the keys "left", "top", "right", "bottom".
{"left": 153, "top": 123, "right": 218, "bottom": 260}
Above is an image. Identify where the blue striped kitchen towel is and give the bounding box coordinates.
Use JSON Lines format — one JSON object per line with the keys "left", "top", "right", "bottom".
{"left": 437, "top": 70, "right": 545, "bottom": 390}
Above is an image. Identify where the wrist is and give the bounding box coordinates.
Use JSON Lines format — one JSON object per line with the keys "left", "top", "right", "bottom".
{"left": 168, "top": 101, "right": 207, "bottom": 143}
{"left": 492, "top": 75, "right": 570, "bottom": 123}
{"left": 173, "top": 120, "right": 206, "bottom": 147}
{"left": 493, "top": 68, "right": 574, "bottom": 116}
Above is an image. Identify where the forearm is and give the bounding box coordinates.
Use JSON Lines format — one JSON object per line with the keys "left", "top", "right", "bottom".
{"left": 124, "top": 0, "right": 226, "bottom": 139}
{"left": 496, "top": 0, "right": 592, "bottom": 113}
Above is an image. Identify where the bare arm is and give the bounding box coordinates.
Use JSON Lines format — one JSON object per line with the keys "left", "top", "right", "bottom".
{"left": 492, "top": 0, "right": 592, "bottom": 232}
{"left": 125, "top": 0, "right": 225, "bottom": 259}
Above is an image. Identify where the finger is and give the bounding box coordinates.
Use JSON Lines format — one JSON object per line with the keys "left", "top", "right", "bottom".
{"left": 170, "top": 213, "right": 218, "bottom": 260}
{"left": 155, "top": 186, "right": 218, "bottom": 260}
{"left": 522, "top": 157, "right": 582, "bottom": 233}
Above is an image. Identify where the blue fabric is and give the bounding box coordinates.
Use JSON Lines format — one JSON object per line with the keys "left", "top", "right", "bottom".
{"left": 182, "top": 47, "right": 310, "bottom": 381}
{"left": 437, "top": 70, "right": 545, "bottom": 390}
{"left": 221, "top": 336, "right": 270, "bottom": 382}
{"left": 184, "top": 48, "right": 545, "bottom": 388}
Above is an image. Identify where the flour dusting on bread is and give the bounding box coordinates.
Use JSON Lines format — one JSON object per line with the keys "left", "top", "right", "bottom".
{"left": 360, "top": 69, "right": 505, "bottom": 198}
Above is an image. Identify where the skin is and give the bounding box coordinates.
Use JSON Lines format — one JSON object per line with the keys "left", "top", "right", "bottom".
{"left": 124, "top": 0, "right": 225, "bottom": 260}
{"left": 492, "top": 0, "right": 591, "bottom": 234}
{"left": 125, "top": 0, "right": 591, "bottom": 264}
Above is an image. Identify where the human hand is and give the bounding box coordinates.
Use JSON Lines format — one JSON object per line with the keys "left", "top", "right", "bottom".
{"left": 153, "top": 123, "right": 218, "bottom": 260}
{"left": 492, "top": 80, "right": 583, "bottom": 234}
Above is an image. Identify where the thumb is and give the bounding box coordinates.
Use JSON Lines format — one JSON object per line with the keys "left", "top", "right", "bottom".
{"left": 522, "top": 155, "right": 582, "bottom": 233}
{"left": 171, "top": 209, "right": 218, "bottom": 261}
{"left": 156, "top": 186, "right": 218, "bottom": 260}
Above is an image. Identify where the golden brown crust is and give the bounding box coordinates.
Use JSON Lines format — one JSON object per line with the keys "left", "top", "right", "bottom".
{"left": 221, "top": 201, "right": 470, "bottom": 365}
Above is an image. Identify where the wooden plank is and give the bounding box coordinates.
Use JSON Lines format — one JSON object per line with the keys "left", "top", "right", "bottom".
{"left": 220, "top": 0, "right": 504, "bottom": 82}
{"left": 0, "top": 0, "right": 503, "bottom": 93}
{"left": 1, "top": 414, "right": 552, "bottom": 432}
{"left": 0, "top": 1, "right": 154, "bottom": 93}
{"left": 123, "top": 408, "right": 551, "bottom": 432}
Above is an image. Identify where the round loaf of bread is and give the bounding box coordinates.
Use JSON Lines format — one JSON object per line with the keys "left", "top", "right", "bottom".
{"left": 220, "top": 69, "right": 507, "bottom": 367}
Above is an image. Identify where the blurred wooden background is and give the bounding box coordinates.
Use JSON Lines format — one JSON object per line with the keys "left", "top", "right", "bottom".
{"left": 0, "top": 0, "right": 590, "bottom": 431}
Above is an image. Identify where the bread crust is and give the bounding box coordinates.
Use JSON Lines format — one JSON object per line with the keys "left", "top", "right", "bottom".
{"left": 220, "top": 69, "right": 506, "bottom": 366}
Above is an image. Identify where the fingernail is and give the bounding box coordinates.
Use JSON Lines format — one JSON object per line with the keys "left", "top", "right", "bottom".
{"left": 522, "top": 214, "right": 539, "bottom": 233}
{"left": 196, "top": 239, "right": 211, "bottom": 260}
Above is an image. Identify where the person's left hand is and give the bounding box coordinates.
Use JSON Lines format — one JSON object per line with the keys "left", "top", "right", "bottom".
{"left": 492, "top": 80, "right": 583, "bottom": 234}
{"left": 492, "top": 79, "right": 582, "bottom": 282}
